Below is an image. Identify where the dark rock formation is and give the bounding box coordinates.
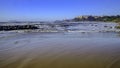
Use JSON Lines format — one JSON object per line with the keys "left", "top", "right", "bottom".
{"left": 0, "top": 25, "right": 39, "bottom": 31}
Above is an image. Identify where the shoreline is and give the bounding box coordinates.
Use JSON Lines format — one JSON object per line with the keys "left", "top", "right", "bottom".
{"left": 0, "top": 29, "right": 120, "bottom": 34}
{"left": 0, "top": 21, "right": 120, "bottom": 33}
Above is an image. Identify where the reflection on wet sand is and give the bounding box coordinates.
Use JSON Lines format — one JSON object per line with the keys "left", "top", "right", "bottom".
{"left": 0, "top": 32, "right": 120, "bottom": 68}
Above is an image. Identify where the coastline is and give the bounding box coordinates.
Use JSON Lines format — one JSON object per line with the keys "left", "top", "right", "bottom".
{"left": 0, "top": 21, "right": 120, "bottom": 33}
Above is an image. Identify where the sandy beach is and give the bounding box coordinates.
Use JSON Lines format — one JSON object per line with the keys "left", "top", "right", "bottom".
{"left": 0, "top": 32, "right": 120, "bottom": 68}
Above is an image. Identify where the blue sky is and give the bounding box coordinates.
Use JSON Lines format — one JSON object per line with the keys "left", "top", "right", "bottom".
{"left": 0, "top": 0, "right": 120, "bottom": 21}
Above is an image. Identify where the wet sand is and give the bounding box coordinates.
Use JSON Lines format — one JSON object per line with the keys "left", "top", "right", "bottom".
{"left": 0, "top": 32, "right": 120, "bottom": 68}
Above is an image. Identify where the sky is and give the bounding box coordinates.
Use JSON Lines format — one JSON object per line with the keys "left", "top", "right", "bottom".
{"left": 0, "top": 0, "right": 120, "bottom": 21}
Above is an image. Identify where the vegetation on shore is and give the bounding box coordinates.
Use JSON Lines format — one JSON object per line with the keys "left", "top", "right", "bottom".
{"left": 72, "top": 15, "right": 120, "bottom": 23}
{"left": 115, "top": 26, "right": 120, "bottom": 29}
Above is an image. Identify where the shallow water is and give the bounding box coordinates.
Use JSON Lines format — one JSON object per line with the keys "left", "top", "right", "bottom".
{"left": 0, "top": 32, "right": 120, "bottom": 68}
{"left": 66, "top": 22, "right": 117, "bottom": 31}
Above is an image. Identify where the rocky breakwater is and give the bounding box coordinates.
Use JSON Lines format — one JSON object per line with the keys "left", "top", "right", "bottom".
{"left": 0, "top": 25, "right": 39, "bottom": 31}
